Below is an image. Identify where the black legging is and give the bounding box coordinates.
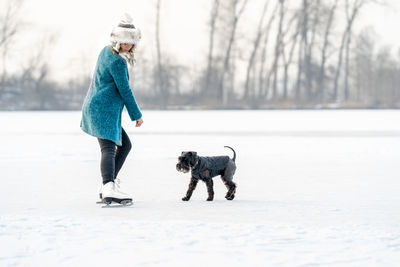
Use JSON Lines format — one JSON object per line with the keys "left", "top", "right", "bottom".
{"left": 98, "top": 128, "right": 132, "bottom": 185}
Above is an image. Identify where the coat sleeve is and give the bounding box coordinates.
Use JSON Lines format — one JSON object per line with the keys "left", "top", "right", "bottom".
{"left": 109, "top": 59, "right": 142, "bottom": 121}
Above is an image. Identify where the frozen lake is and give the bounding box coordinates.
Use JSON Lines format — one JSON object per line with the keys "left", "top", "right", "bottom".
{"left": 0, "top": 110, "right": 399, "bottom": 266}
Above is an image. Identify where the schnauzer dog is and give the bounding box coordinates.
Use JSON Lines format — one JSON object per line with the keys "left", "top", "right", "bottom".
{"left": 176, "top": 146, "right": 237, "bottom": 201}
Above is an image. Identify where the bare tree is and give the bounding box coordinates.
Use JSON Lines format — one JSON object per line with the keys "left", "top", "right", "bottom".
{"left": 333, "top": 0, "right": 364, "bottom": 102}
{"left": 307, "top": 0, "right": 322, "bottom": 101}
{"left": 353, "top": 29, "right": 375, "bottom": 104}
{"left": 374, "top": 47, "right": 397, "bottom": 107}
{"left": 19, "top": 35, "right": 57, "bottom": 109}
{"left": 317, "top": 0, "right": 339, "bottom": 103}
{"left": 294, "top": 0, "right": 310, "bottom": 102}
{"left": 0, "top": 0, "right": 24, "bottom": 94}
{"left": 281, "top": 12, "right": 301, "bottom": 100}
{"left": 154, "top": 0, "right": 169, "bottom": 107}
{"left": 270, "top": 0, "right": 286, "bottom": 100}
{"left": 257, "top": 2, "right": 279, "bottom": 99}
{"left": 243, "top": 0, "right": 270, "bottom": 103}
{"left": 268, "top": 0, "right": 298, "bottom": 101}
{"left": 203, "top": 0, "right": 220, "bottom": 99}
{"left": 294, "top": 0, "right": 328, "bottom": 103}
{"left": 218, "top": 0, "right": 249, "bottom": 106}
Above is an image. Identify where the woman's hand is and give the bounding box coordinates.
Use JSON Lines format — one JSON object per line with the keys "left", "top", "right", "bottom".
{"left": 136, "top": 118, "right": 143, "bottom": 127}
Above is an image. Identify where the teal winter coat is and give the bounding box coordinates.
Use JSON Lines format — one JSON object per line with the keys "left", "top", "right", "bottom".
{"left": 80, "top": 46, "right": 142, "bottom": 146}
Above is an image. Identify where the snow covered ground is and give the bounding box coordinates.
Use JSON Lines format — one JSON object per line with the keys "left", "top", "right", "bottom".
{"left": 0, "top": 110, "right": 399, "bottom": 267}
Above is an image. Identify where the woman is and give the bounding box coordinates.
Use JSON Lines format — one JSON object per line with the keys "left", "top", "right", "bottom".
{"left": 80, "top": 14, "right": 143, "bottom": 205}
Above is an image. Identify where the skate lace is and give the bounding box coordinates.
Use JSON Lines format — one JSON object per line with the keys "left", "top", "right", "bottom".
{"left": 114, "top": 178, "right": 121, "bottom": 189}
{"left": 113, "top": 178, "right": 130, "bottom": 197}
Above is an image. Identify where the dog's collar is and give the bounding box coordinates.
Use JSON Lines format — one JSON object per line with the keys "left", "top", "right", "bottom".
{"left": 191, "top": 158, "right": 200, "bottom": 170}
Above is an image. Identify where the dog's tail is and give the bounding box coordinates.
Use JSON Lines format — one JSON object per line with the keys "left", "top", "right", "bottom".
{"left": 224, "top": 146, "right": 236, "bottom": 162}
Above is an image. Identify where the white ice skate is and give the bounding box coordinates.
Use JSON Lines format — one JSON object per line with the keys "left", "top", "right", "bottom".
{"left": 96, "top": 179, "right": 127, "bottom": 203}
{"left": 101, "top": 181, "right": 132, "bottom": 206}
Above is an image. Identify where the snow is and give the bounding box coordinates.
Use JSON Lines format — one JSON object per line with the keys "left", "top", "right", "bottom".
{"left": 0, "top": 110, "right": 399, "bottom": 267}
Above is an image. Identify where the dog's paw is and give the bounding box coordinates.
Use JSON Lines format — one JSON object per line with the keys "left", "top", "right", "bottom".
{"left": 225, "top": 194, "right": 235, "bottom": 200}
{"left": 225, "top": 185, "right": 236, "bottom": 200}
{"left": 206, "top": 197, "right": 214, "bottom": 201}
{"left": 225, "top": 191, "right": 235, "bottom": 200}
{"left": 182, "top": 196, "right": 190, "bottom": 201}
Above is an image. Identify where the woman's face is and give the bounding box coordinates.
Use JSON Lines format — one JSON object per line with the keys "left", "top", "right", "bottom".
{"left": 120, "top": 43, "right": 133, "bottom": 53}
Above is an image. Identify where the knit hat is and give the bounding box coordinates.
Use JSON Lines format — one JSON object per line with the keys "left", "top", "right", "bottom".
{"left": 110, "top": 13, "right": 141, "bottom": 53}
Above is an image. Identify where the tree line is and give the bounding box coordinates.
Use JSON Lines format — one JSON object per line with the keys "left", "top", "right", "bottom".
{"left": 0, "top": 0, "right": 398, "bottom": 110}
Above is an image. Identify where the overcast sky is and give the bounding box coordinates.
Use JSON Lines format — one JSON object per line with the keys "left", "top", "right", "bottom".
{"left": 5, "top": 0, "right": 400, "bottom": 82}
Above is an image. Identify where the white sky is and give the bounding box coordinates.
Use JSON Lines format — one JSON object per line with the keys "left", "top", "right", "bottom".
{"left": 5, "top": 0, "right": 400, "bottom": 82}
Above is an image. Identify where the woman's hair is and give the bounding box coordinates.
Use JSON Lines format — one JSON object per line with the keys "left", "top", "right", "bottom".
{"left": 110, "top": 43, "right": 137, "bottom": 66}
{"left": 111, "top": 43, "right": 136, "bottom": 55}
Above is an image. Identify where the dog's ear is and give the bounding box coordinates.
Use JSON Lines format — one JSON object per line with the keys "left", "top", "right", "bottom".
{"left": 188, "top": 152, "right": 198, "bottom": 165}
{"left": 186, "top": 151, "right": 197, "bottom": 158}
{"left": 179, "top": 152, "right": 189, "bottom": 160}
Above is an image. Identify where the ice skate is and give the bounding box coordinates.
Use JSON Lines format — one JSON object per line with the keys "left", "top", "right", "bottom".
{"left": 101, "top": 181, "right": 133, "bottom": 206}
{"left": 97, "top": 178, "right": 121, "bottom": 201}
{"left": 96, "top": 179, "right": 128, "bottom": 204}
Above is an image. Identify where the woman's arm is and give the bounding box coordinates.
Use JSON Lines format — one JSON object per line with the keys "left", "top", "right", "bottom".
{"left": 110, "top": 59, "right": 142, "bottom": 121}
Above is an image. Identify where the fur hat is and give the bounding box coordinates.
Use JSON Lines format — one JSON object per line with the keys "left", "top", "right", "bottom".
{"left": 110, "top": 13, "right": 141, "bottom": 53}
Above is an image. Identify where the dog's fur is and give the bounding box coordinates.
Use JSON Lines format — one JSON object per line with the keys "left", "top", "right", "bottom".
{"left": 176, "top": 146, "right": 237, "bottom": 201}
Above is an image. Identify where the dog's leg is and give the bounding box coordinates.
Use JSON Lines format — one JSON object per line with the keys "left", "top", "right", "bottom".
{"left": 221, "top": 176, "right": 236, "bottom": 200}
{"left": 205, "top": 179, "right": 214, "bottom": 201}
{"left": 182, "top": 177, "right": 198, "bottom": 201}
{"left": 225, "top": 181, "right": 236, "bottom": 200}
{"left": 222, "top": 160, "right": 237, "bottom": 200}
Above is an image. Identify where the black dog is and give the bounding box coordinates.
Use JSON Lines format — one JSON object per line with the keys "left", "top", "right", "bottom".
{"left": 176, "top": 146, "right": 237, "bottom": 201}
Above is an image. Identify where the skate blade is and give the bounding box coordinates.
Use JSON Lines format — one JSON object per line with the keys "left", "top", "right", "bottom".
{"left": 100, "top": 197, "right": 133, "bottom": 207}
{"left": 101, "top": 202, "right": 133, "bottom": 208}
